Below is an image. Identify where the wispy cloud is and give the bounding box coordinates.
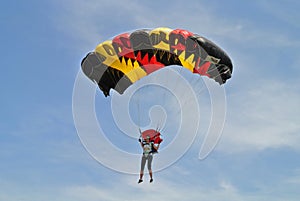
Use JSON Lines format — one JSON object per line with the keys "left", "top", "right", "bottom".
{"left": 61, "top": 172, "right": 300, "bottom": 201}
{"left": 219, "top": 79, "right": 300, "bottom": 153}
{"left": 258, "top": 0, "right": 300, "bottom": 29}
{"left": 62, "top": 177, "right": 242, "bottom": 201}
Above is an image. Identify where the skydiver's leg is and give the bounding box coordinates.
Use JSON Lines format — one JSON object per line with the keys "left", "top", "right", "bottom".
{"left": 139, "top": 155, "right": 146, "bottom": 183}
{"left": 147, "top": 155, "right": 153, "bottom": 182}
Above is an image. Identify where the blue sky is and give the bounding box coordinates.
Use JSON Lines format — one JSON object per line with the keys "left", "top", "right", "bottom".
{"left": 1, "top": 0, "right": 300, "bottom": 200}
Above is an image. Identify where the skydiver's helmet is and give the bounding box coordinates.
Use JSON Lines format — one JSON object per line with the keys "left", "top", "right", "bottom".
{"left": 142, "top": 135, "right": 151, "bottom": 144}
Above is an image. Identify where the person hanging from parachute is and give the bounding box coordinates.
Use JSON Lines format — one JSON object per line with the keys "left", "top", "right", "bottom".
{"left": 80, "top": 27, "right": 233, "bottom": 182}
{"left": 138, "top": 129, "right": 163, "bottom": 183}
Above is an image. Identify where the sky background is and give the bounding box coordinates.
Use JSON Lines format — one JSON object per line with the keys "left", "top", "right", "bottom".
{"left": 1, "top": 0, "right": 300, "bottom": 200}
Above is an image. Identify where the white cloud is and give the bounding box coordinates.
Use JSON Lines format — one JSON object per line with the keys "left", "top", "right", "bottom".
{"left": 258, "top": 0, "right": 300, "bottom": 29}
{"left": 2, "top": 164, "right": 300, "bottom": 201}
{"left": 65, "top": 185, "right": 116, "bottom": 201}
{"left": 62, "top": 177, "right": 243, "bottom": 201}
{"left": 219, "top": 79, "right": 300, "bottom": 153}
{"left": 54, "top": 0, "right": 236, "bottom": 48}
{"left": 285, "top": 168, "right": 300, "bottom": 185}
{"left": 61, "top": 174, "right": 300, "bottom": 201}
{"left": 54, "top": 0, "right": 300, "bottom": 56}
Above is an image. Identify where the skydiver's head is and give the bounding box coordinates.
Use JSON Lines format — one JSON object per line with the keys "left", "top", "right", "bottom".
{"left": 146, "top": 136, "right": 150, "bottom": 142}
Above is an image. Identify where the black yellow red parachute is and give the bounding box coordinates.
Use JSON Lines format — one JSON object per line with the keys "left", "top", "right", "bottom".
{"left": 81, "top": 27, "right": 233, "bottom": 96}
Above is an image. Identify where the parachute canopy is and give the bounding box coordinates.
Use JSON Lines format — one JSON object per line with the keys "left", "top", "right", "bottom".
{"left": 81, "top": 27, "right": 233, "bottom": 96}
{"left": 141, "top": 129, "right": 163, "bottom": 144}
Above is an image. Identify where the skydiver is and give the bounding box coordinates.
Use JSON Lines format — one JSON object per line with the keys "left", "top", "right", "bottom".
{"left": 138, "top": 135, "right": 160, "bottom": 183}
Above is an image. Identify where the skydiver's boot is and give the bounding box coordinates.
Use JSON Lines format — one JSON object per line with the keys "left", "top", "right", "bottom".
{"left": 149, "top": 171, "right": 153, "bottom": 183}
{"left": 138, "top": 172, "right": 143, "bottom": 183}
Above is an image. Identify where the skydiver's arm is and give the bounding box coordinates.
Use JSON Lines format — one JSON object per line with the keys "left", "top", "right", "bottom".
{"left": 139, "top": 139, "right": 144, "bottom": 148}
{"left": 153, "top": 143, "right": 159, "bottom": 150}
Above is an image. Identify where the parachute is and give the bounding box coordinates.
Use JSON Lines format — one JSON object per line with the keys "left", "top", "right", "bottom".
{"left": 81, "top": 27, "right": 233, "bottom": 97}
